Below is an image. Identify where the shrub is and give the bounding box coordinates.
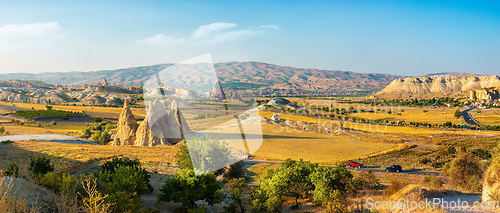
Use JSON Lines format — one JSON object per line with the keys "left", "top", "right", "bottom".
{"left": 79, "top": 175, "right": 111, "bottom": 213}
{"left": 0, "top": 126, "right": 4, "bottom": 134}
{"left": 28, "top": 156, "right": 54, "bottom": 176}
{"left": 419, "top": 158, "right": 431, "bottom": 165}
{"left": 81, "top": 128, "right": 91, "bottom": 138}
{"left": 39, "top": 172, "right": 78, "bottom": 194}
{"left": 50, "top": 121, "right": 57, "bottom": 126}
{"left": 98, "top": 157, "right": 152, "bottom": 192}
{"left": 357, "top": 170, "right": 382, "bottom": 191}
{"left": 222, "top": 161, "right": 246, "bottom": 182}
{"left": 94, "top": 117, "right": 102, "bottom": 123}
{"left": 157, "top": 169, "right": 224, "bottom": 208}
{"left": 423, "top": 174, "right": 443, "bottom": 189}
{"left": 384, "top": 179, "right": 404, "bottom": 197}
{"left": 1, "top": 140, "right": 13, "bottom": 144}
{"left": 442, "top": 153, "right": 483, "bottom": 191}
{"left": 4, "top": 163, "right": 19, "bottom": 177}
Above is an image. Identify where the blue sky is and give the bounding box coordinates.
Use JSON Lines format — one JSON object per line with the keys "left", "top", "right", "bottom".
{"left": 0, "top": 0, "right": 499, "bottom": 75}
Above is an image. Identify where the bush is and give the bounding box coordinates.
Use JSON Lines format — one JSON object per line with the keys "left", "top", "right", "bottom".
{"left": 157, "top": 169, "right": 224, "bottom": 208}
{"left": 28, "top": 156, "right": 54, "bottom": 176}
{"left": 1, "top": 140, "right": 13, "bottom": 144}
{"left": 94, "top": 117, "right": 102, "bottom": 123}
{"left": 423, "top": 174, "right": 443, "bottom": 189}
{"left": 4, "top": 163, "right": 19, "bottom": 177}
{"left": 82, "top": 128, "right": 91, "bottom": 138}
{"left": 442, "top": 153, "right": 483, "bottom": 191}
{"left": 357, "top": 170, "right": 382, "bottom": 191}
{"left": 419, "top": 158, "right": 431, "bottom": 165}
{"left": 0, "top": 126, "right": 5, "bottom": 134}
{"left": 384, "top": 179, "right": 404, "bottom": 197}
{"left": 222, "top": 161, "right": 246, "bottom": 182}
{"left": 50, "top": 121, "right": 57, "bottom": 126}
{"left": 98, "top": 157, "right": 152, "bottom": 192}
{"left": 39, "top": 172, "right": 78, "bottom": 194}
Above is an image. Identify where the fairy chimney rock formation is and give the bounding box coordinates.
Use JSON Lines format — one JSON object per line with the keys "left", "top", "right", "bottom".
{"left": 112, "top": 100, "right": 139, "bottom": 145}
{"left": 133, "top": 99, "right": 192, "bottom": 146}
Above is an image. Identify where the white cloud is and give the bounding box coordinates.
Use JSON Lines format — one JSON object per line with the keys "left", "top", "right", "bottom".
{"left": 192, "top": 22, "right": 237, "bottom": 40}
{"left": 136, "top": 33, "right": 186, "bottom": 46}
{"left": 0, "top": 22, "right": 65, "bottom": 48}
{"left": 258, "top": 25, "right": 281, "bottom": 30}
{"left": 137, "top": 22, "right": 280, "bottom": 46}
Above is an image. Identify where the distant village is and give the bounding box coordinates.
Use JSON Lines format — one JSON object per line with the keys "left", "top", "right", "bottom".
{"left": 469, "top": 87, "right": 500, "bottom": 107}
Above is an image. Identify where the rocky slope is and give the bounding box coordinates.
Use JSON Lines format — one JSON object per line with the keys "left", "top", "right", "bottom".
{"left": 374, "top": 75, "right": 500, "bottom": 99}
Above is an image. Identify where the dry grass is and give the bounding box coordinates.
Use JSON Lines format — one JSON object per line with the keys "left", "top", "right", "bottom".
{"left": 1, "top": 102, "right": 148, "bottom": 118}
{"left": 470, "top": 108, "right": 500, "bottom": 125}
{"left": 210, "top": 123, "right": 400, "bottom": 164}
{"left": 1, "top": 124, "right": 82, "bottom": 136}
{"left": 0, "top": 140, "right": 178, "bottom": 174}
{"left": 260, "top": 111, "right": 500, "bottom": 136}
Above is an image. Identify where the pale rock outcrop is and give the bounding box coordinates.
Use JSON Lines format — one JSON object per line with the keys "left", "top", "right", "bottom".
{"left": 271, "top": 113, "right": 284, "bottom": 122}
{"left": 134, "top": 99, "right": 192, "bottom": 146}
{"left": 81, "top": 94, "right": 106, "bottom": 105}
{"left": 482, "top": 163, "right": 500, "bottom": 202}
{"left": 112, "top": 100, "right": 139, "bottom": 146}
{"left": 375, "top": 75, "right": 500, "bottom": 99}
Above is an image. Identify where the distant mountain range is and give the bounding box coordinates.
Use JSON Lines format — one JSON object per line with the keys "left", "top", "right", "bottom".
{"left": 0, "top": 62, "right": 402, "bottom": 96}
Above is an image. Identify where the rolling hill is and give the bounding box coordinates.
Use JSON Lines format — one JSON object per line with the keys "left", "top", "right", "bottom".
{"left": 0, "top": 61, "right": 401, "bottom": 96}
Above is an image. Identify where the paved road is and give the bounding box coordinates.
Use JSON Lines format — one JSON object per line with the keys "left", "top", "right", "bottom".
{"left": 462, "top": 107, "right": 479, "bottom": 126}
{"left": 0, "top": 134, "right": 100, "bottom": 145}
{"left": 244, "top": 159, "right": 441, "bottom": 176}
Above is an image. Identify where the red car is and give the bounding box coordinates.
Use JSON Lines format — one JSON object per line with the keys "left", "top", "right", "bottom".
{"left": 346, "top": 161, "right": 364, "bottom": 168}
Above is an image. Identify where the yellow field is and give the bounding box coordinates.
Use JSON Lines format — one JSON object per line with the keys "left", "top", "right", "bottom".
{"left": 0, "top": 102, "right": 147, "bottom": 118}
{"left": 260, "top": 111, "right": 500, "bottom": 136}
{"left": 1, "top": 124, "right": 82, "bottom": 136}
{"left": 470, "top": 108, "right": 500, "bottom": 125}
{"left": 0, "top": 140, "right": 178, "bottom": 174}
{"left": 207, "top": 123, "right": 400, "bottom": 164}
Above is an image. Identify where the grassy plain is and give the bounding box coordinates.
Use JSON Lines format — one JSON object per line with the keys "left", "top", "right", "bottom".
{"left": 208, "top": 123, "right": 401, "bottom": 164}
{"left": 259, "top": 111, "right": 499, "bottom": 136}
{"left": 470, "top": 108, "right": 500, "bottom": 125}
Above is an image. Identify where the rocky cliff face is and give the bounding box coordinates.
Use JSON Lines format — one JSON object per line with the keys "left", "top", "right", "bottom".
{"left": 375, "top": 75, "right": 500, "bottom": 99}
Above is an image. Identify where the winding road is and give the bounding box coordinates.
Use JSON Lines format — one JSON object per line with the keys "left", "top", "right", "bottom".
{"left": 244, "top": 159, "right": 441, "bottom": 176}
{"left": 462, "top": 107, "right": 480, "bottom": 126}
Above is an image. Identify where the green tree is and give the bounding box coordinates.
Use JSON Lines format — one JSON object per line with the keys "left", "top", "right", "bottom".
{"left": 94, "top": 117, "right": 102, "bottom": 123}
{"left": 98, "top": 157, "right": 152, "bottom": 192}
{"left": 227, "top": 177, "right": 246, "bottom": 213}
{"left": 157, "top": 169, "right": 224, "bottom": 208}
{"left": 98, "top": 166, "right": 148, "bottom": 212}
{"left": 310, "top": 165, "right": 363, "bottom": 212}
{"left": 29, "top": 156, "right": 54, "bottom": 177}
{"left": 251, "top": 159, "right": 319, "bottom": 212}
{"left": 454, "top": 108, "right": 462, "bottom": 118}
{"left": 175, "top": 145, "right": 193, "bottom": 170}
{"left": 183, "top": 134, "right": 230, "bottom": 175}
